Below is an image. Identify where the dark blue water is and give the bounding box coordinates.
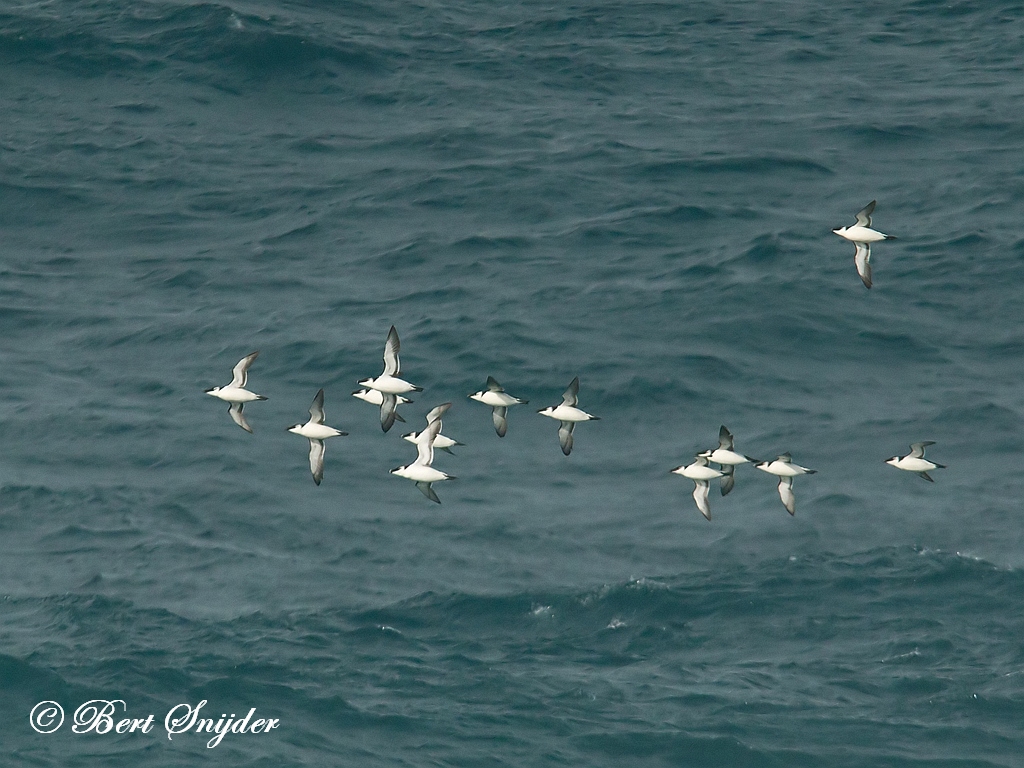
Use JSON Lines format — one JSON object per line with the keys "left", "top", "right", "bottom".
{"left": 2, "top": 1, "right": 1024, "bottom": 765}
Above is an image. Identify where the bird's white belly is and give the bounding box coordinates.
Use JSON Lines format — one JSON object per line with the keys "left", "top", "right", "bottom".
{"left": 760, "top": 463, "right": 803, "bottom": 477}
{"left": 394, "top": 465, "right": 448, "bottom": 482}
{"left": 894, "top": 457, "right": 935, "bottom": 472}
{"left": 369, "top": 376, "right": 416, "bottom": 394}
{"left": 841, "top": 226, "right": 887, "bottom": 243}
{"left": 295, "top": 424, "right": 343, "bottom": 440}
{"left": 708, "top": 449, "right": 748, "bottom": 465}
{"left": 210, "top": 387, "right": 261, "bottom": 403}
{"left": 403, "top": 433, "right": 457, "bottom": 449}
{"left": 544, "top": 406, "right": 592, "bottom": 422}
{"left": 674, "top": 465, "right": 723, "bottom": 481}
{"left": 475, "top": 392, "right": 519, "bottom": 406}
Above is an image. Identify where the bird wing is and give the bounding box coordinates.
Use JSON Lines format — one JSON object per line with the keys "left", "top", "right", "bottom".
{"left": 414, "top": 418, "right": 442, "bottom": 466}
{"left": 909, "top": 441, "right": 935, "bottom": 458}
{"left": 380, "top": 393, "right": 397, "bottom": 432}
{"left": 228, "top": 402, "right": 252, "bottom": 433}
{"left": 486, "top": 376, "right": 504, "bottom": 392}
{"left": 558, "top": 421, "right": 575, "bottom": 455}
{"left": 383, "top": 325, "right": 401, "bottom": 376}
{"left": 309, "top": 388, "right": 326, "bottom": 424}
{"left": 855, "top": 200, "right": 876, "bottom": 227}
{"left": 778, "top": 453, "right": 792, "bottom": 463}
{"left": 560, "top": 376, "right": 580, "bottom": 408}
{"left": 230, "top": 351, "right": 259, "bottom": 388}
{"left": 855, "top": 242, "right": 872, "bottom": 289}
{"left": 693, "top": 479, "right": 712, "bottom": 520}
{"left": 719, "top": 464, "right": 735, "bottom": 497}
{"left": 416, "top": 481, "right": 441, "bottom": 503}
{"left": 308, "top": 439, "right": 325, "bottom": 485}
{"left": 778, "top": 476, "right": 796, "bottom": 515}
{"left": 492, "top": 406, "right": 508, "bottom": 437}
{"left": 425, "top": 402, "right": 452, "bottom": 425}
{"left": 718, "top": 425, "right": 734, "bottom": 451}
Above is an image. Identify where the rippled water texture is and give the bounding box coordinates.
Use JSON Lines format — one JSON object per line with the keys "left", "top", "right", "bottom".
{"left": 2, "top": 1, "right": 1023, "bottom": 765}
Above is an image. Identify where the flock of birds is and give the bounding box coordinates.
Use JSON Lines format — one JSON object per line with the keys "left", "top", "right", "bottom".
{"left": 204, "top": 201, "right": 945, "bottom": 515}
{"left": 203, "top": 325, "right": 593, "bottom": 504}
{"left": 669, "top": 426, "right": 944, "bottom": 520}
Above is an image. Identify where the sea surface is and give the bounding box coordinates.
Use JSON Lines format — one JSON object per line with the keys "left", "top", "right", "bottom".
{"left": 2, "top": 0, "right": 1024, "bottom": 765}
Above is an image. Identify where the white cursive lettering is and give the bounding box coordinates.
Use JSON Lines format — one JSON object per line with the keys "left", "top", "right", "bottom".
{"left": 29, "top": 701, "right": 65, "bottom": 734}
{"left": 30, "top": 698, "right": 277, "bottom": 747}
{"left": 164, "top": 699, "right": 205, "bottom": 741}
{"left": 73, "top": 700, "right": 126, "bottom": 734}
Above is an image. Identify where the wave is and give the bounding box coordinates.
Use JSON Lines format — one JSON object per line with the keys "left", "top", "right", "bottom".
{"left": 2, "top": 545, "right": 1020, "bottom": 765}
{"left": 0, "top": 2, "right": 389, "bottom": 84}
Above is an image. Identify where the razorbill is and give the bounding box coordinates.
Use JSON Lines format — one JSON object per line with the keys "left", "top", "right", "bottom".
{"left": 670, "top": 454, "right": 725, "bottom": 520}
{"left": 356, "top": 326, "right": 423, "bottom": 432}
{"left": 468, "top": 376, "right": 528, "bottom": 437}
{"left": 287, "top": 388, "right": 348, "bottom": 485}
{"left": 390, "top": 417, "right": 455, "bottom": 503}
{"left": 403, "top": 402, "right": 464, "bottom": 454}
{"left": 352, "top": 388, "right": 411, "bottom": 424}
{"left": 832, "top": 200, "right": 897, "bottom": 289}
{"left": 885, "top": 441, "right": 945, "bottom": 482}
{"left": 704, "top": 425, "right": 759, "bottom": 496}
{"left": 204, "top": 350, "right": 267, "bottom": 433}
{"left": 537, "top": 376, "right": 600, "bottom": 455}
{"left": 755, "top": 454, "right": 816, "bottom": 515}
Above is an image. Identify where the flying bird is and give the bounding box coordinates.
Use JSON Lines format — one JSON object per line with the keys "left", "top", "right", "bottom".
{"left": 755, "top": 453, "right": 816, "bottom": 515}
{"left": 356, "top": 326, "right": 423, "bottom": 432}
{"left": 468, "top": 376, "right": 528, "bottom": 437}
{"left": 671, "top": 453, "right": 725, "bottom": 520}
{"left": 204, "top": 351, "right": 267, "bottom": 433}
{"left": 704, "top": 425, "right": 759, "bottom": 496}
{"left": 885, "top": 441, "right": 945, "bottom": 482}
{"left": 403, "top": 402, "right": 464, "bottom": 454}
{"left": 537, "top": 377, "right": 599, "bottom": 455}
{"left": 391, "top": 416, "right": 455, "bottom": 503}
{"left": 833, "top": 200, "right": 897, "bottom": 289}
{"left": 287, "top": 389, "right": 348, "bottom": 485}
{"left": 351, "top": 388, "right": 411, "bottom": 424}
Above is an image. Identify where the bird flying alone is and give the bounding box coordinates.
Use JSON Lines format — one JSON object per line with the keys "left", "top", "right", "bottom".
{"left": 833, "top": 200, "right": 897, "bottom": 289}
{"left": 204, "top": 350, "right": 267, "bottom": 433}
{"left": 885, "top": 441, "right": 945, "bottom": 482}
{"left": 537, "top": 376, "right": 599, "bottom": 455}
{"left": 357, "top": 326, "right": 423, "bottom": 432}
{"left": 287, "top": 388, "right": 348, "bottom": 485}
{"left": 755, "top": 454, "right": 816, "bottom": 516}
{"left": 469, "top": 376, "right": 528, "bottom": 437}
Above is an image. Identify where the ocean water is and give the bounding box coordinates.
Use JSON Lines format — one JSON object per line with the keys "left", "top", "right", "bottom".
{"left": 2, "top": 0, "right": 1024, "bottom": 764}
